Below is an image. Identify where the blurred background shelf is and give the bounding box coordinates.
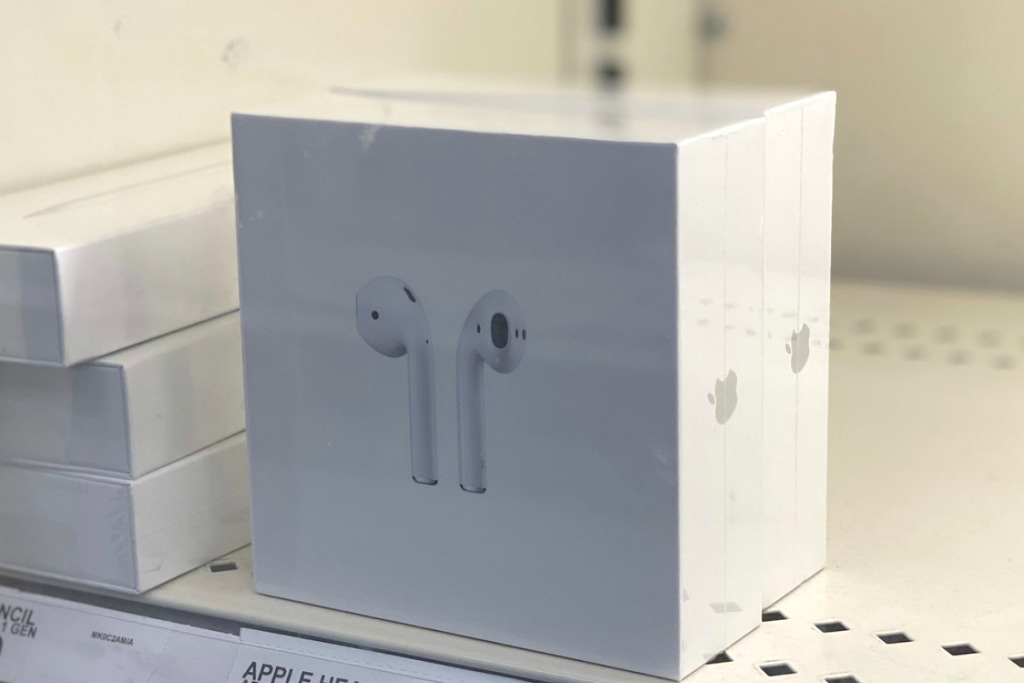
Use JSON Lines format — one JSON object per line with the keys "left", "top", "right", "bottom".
{"left": 6, "top": 279, "right": 1022, "bottom": 682}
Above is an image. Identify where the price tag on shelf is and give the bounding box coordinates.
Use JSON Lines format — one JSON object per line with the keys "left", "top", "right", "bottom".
{"left": 0, "top": 584, "right": 525, "bottom": 683}
{"left": 0, "top": 584, "right": 239, "bottom": 682}
{"left": 229, "top": 629, "right": 524, "bottom": 683}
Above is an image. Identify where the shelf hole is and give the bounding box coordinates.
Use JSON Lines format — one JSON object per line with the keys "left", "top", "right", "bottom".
{"left": 762, "top": 610, "right": 787, "bottom": 622}
{"left": 863, "top": 341, "right": 884, "bottom": 355}
{"left": 894, "top": 322, "right": 917, "bottom": 339}
{"left": 1010, "top": 655, "right": 1024, "bottom": 668}
{"left": 904, "top": 345, "right": 926, "bottom": 360}
{"left": 942, "top": 643, "right": 978, "bottom": 656}
{"left": 815, "top": 621, "right": 849, "bottom": 633}
{"left": 209, "top": 561, "right": 238, "bottom": 573}
{"left": 935, "top": 326, "right": 958, "bottom": 343}
{"left": 877, "top": 631, "right": 913, "bottom": 645}
{"left": 979, "top": 330, "right": 1000, "bottom": 347}
{"left": 759, "top": 662, "right": 796, "bottom": 677}
{"left": 707, "top": 651, "right": 732, "bottom": 664}
{"left": 947, "top": 350, "right": 970, "bottom": 365}
{"left": 854, "top": 318, "right": 876, "bottom": 334}
{"left": 824, "top": 676, "right": 860, "bottom": 683}
{"left": 994, "top": 354, "right": 1015, "bottom": 370}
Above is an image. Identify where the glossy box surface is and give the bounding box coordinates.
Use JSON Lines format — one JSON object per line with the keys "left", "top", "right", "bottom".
{"left": 0, "top": 313, "right": 244, "bottom": 477}
{"left": 0, "top": 145, "right": 238, "bottom": 366}
{"left": 0, "top": 433, "right": 250, "bottom": 593}
{"left": 233, "top": 92, "right": 765, "bottom": 680}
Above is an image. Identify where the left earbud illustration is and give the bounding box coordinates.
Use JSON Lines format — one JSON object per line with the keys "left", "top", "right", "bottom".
{"left": 356, "top": 276, "right": 438, "bottom": 485}
{"left": 457, "top": 290, "right": 526, "bottom": 493}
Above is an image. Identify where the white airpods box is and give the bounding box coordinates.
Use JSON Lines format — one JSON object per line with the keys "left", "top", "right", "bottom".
{"left": 233, "top": 92, "right": 766, "bottom": 680}
{"left": 0, "top": 313, "right": 244, "bottom": 477}
{"left": 0, "top": 433, "right": 250, "bottom": 593}
{"left": 0, "top": 144, "right": 238, "bottom": 366}
{"left": 742, "top": 93, "right": 835, "bottom": 607}
{"left": 373, "top": 82, "right": 836, "bottom": 608}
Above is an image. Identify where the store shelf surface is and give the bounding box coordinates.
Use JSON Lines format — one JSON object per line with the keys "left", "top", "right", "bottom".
{"left": 14, "top": 279, "right": 1024, "bottom": 682}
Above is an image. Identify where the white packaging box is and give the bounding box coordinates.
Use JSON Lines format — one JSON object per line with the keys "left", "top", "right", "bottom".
{"left": 624, "top": 91, "right": 834, "bottom": 607}
{"left": 0, "top": 433, "right": 250, "bottom": 593}
{"left": 729, "top": 94, "right": 835, "bottom": 607}
{"left": 0, "top": 144, "right": 239, "bottom": 366}
{"left": 0, "top": 313, "right": 244, "bottom": 477}
{"left": 233, "top": 92, "right": 766, "bottom": 679}
{"left": 371, "top": 83, "right": 836, "bottom": 608}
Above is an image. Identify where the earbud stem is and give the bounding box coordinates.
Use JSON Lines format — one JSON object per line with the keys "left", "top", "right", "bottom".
{"left": 457, "top": 339, "right": 486, "bottom": 493}
{"left": 407, "top": 340, "right": 437, "bottom": 484}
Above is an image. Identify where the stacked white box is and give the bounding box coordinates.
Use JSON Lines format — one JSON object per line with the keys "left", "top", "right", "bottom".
{"left": 0, "top": 313, "right": 245, "bottom": 477}
{"left": 0, "top": 144, "right": 238, "bottom": 365}
{"left": 0, "top": 434, "right": 250, "bottom": 593}
{"left": 234, "top": 91, "right": 767, "bottom": 679}
{"left": 0, "top": 147, "right": 252, "bottom": 593}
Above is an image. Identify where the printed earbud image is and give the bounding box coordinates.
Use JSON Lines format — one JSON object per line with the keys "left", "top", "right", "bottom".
{"left": 457, "top": 290, "right": 526, "bottom": 493}
{"left": 356, "top": 276, "right": 438, "bottom": 485}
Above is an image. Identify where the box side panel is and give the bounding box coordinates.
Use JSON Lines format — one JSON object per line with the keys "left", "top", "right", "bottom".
{"left": 761, "top": 106, "right": 803, "bottom": 607}
{"left": 123, "top": 314, "right": 246, "bottom": 476}
{"left": 677, "top": 135, "right": 728, "bottom": 675}
{"left": 0, "top": 249, "right": 62, "bottom": 363}
{"left": 722, "top": 121, "right": 765, "bottom": 643}
{"left": 0, "top": 466, "right": 136, "bottom": 589}
{"left": 132, "top": 434, "right": 250, "bottom": 592}
{"left": 235, "top": 114, "right": 683, "bottom": 678}
{"left": 57, "top": 199, "right": 239, "bottom": 365}
{"left": 0, "top": 363, "right": 131, "bottom": 473}
{"left": 795, "top": 94, "right": 836, "bottom": 584}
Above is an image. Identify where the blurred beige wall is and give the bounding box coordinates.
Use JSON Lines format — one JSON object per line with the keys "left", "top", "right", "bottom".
{"left": 0, "top": 1, "right": 699, "bottom": 197}
{"left": 0, "top": 1, "right": 565, "bottom": 193}
{"left": 705, "top": 1, "right": 1024, "bottom": 291}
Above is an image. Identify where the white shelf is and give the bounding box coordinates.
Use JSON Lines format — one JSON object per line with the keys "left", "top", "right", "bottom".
{"left": 8, "top": 280, "right": 1024, "bottom": 682}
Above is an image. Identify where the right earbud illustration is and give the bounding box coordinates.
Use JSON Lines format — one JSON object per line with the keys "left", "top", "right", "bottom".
{"left": 457, "top": 290, "right": 526, "bottom": 493}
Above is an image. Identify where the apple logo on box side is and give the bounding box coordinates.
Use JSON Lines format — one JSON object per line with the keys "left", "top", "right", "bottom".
{"left": 707, "top": 370, "right": 738, "bottom": 424}
{"left": 786, "top": 323, "right": 811, "bottom": 374}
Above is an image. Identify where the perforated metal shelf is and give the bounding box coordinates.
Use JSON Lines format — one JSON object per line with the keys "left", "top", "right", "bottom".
{"left": 10, "top": 280, "right": 1024, "bottom": 682}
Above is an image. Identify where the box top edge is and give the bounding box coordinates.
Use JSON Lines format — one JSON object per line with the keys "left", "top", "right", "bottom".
{"left": 0, "top": 145, "right": 233, "bottom": 251}
{"left": 234, "top": 90, "right": 767, "bottom": 146}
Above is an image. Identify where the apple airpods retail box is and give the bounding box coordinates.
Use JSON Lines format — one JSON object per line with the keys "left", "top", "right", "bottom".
{"left": 358, "top": 82, "right": 836, "bottom": 608}
{"left": 0, "top": 144, "right": 238, "bottom": 366}
{"left": 738, "top": 93, "right": 834, "bottom": 607}
{"left": 0, "top": 313, "right": 244, "bottom": 477}
{"left": 0, "top": 433, "right": 250, "bottom": 593}
{"left": 233, "top": 92, "right": 766, "bottom": 679}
